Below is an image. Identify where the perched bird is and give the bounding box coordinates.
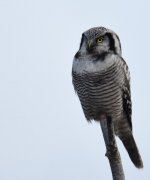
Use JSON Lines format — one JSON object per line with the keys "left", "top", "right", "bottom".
{"left": 72, "top": 27, "right": 143, "bottom": 168}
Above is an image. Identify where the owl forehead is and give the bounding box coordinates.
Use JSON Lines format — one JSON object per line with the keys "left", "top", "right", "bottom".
{"left": 84, "top": 27, "right": 109, "bottom": 39}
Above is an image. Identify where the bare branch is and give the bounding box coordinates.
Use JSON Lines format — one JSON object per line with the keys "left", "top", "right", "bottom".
{"left": 99, "top": 115, "right": 125, "bottom": 180}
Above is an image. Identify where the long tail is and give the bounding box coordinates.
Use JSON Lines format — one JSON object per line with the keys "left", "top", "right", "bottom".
{"left": 119, "top": 133, "right": 143, "bottom": 168}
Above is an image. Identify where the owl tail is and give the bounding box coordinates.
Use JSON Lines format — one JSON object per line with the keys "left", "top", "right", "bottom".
{"left": 119, "top": 134, "right": 143, "bottom": 168}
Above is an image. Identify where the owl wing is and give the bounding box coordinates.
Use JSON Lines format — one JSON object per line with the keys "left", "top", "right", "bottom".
{"left": 122, "top": 58, "right": 132, "bottom": 130}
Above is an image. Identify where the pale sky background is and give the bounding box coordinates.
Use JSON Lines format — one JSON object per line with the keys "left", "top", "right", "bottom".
{"left": 0, "top": 0, "right": 150, "bottom": 179}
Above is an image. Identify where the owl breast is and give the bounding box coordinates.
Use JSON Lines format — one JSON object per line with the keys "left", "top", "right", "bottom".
{"left": 72, "top": 55, "right": 125, "bottom": 121}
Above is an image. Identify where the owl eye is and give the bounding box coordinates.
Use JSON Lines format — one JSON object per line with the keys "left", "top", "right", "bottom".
{"left": 97, "top": 37, "right": 104, "bottom": 43}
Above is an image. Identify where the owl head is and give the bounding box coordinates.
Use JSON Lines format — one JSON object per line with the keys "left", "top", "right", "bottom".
{"left": 76, "top": 27, "right": 122, "bottom": 58}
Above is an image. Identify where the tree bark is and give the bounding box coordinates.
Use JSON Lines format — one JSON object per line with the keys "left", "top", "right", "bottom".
{"left": 99, "top": 115, "right": 125, "bottom": 180}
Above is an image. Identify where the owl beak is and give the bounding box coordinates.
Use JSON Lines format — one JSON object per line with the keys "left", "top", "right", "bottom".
{"left": 88, "top": 41, "right": 92, "bottom": 49}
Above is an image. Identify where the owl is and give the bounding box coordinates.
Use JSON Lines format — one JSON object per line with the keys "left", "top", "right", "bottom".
{"left": 72, "top": 27, "right": 143, "bottom": 168}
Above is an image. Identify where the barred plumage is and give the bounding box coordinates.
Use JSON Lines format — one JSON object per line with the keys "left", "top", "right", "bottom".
{"left": 72, "top": 27, "right": 143, "bottom": 168}
{"left": 73, "top": 57, "right": 124, "bottom": 122}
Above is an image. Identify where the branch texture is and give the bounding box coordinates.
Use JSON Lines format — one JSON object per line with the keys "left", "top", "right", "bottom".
{"left": 99, "top": 115, "right": 125, "bottom": 180}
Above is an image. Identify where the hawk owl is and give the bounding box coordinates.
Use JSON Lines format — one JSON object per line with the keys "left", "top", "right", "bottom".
{"left": 72, "top": 27, "right": 143, "bottom": 168}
